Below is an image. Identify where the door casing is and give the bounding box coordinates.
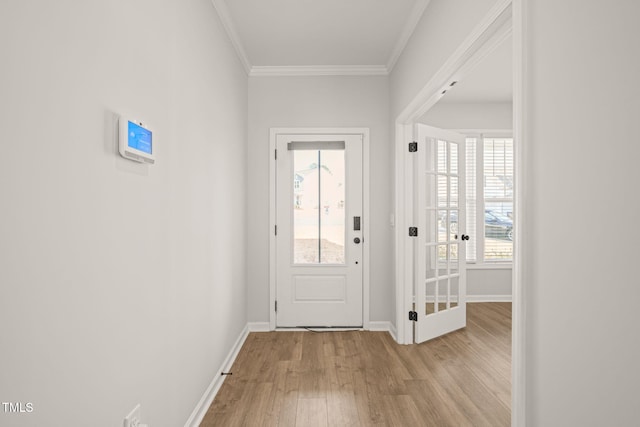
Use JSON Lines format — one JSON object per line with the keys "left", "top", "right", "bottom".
{"left": 269, "top": 127, "right": 370, "bottom": 330}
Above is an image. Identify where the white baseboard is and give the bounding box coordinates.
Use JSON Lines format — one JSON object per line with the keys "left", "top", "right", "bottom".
{"left": 425, "top": 294, "right": 512, "bottom": 303}
{"left": 184, "top": 325, "right": 250, "bottom": 427}
{"left": 369, "top": 321, "right": 391, "bottom": 331}
{"left": 389, "top": 322, "right": 398, "bottom": 342}
{"left": 248, "top": 322, "right": 270, "bottom": 332}
{"left": 368, "top": 321, "right": 398, "bottom": 342}
{"left": 467, "top": 294, "right": 512, "bottom": 302}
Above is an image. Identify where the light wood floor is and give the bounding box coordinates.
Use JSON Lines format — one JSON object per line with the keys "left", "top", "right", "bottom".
{"left": 201, "top": 302, "right": 511, "bottom": 426}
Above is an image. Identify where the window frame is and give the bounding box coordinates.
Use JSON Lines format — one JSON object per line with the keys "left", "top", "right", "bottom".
{"left": 460, "top": 130, "right": 514, "bottom": 267}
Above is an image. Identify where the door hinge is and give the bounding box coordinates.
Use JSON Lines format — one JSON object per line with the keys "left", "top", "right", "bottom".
{"left": 409, "top": 142, "right": 418, "bottom": 152}
{"left": 275, "top": 301, "right": 277, "bottom": 312}
{"left": 275, "top": 225, "right": 277, "bottom": 235}
{"left": 408, "top": 311, "right": 418, "bottom": 321}
{"left": 275, "top": 149, "right": 277, "bottom": 160}
{"left": 409, "top": 227, "right": 418, "bottom": 237}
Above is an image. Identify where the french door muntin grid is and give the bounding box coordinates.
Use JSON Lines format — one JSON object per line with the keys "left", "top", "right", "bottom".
{"left": 418, "top": 138, "right": 463, "bottom": 315}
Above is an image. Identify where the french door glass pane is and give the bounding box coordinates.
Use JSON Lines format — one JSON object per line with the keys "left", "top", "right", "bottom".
{"left": 438, "top": 210, "right": 448, "bottom": 242}
{"left": 437, "top": 140, "right": 448, "bottom": 173}
{"left": 438, "top": 175, "right": 448, "bottom": 207}
{"left": 449, "top": 210, "right": 458, "bottom": 241}
{"left": 450, "top": 176, "right": 458, "bottom": 208}
{"left": 450, "top": 142, "right": 458, "bottom": 175}
{"left": 293, "top": 149, "right": 345, "bottom": 264}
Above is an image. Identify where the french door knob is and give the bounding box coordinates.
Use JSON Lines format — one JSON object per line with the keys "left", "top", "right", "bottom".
{"left": 461, "top": 234, "right": 470, "bottom": 241}
{"left": 353, "top": 237, "right": 361, "bottom": 244}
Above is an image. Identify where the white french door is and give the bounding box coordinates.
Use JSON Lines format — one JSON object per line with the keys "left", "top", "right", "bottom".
{"left": 275, "top": 133, "right": 363, "bottom": 327}
{"left": 414, "top": 124, "right": 467, "bottom": 343}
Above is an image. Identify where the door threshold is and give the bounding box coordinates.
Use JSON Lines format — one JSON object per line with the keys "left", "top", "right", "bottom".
{"left": 275, "top": 326, "right": 364, "bottom": 332}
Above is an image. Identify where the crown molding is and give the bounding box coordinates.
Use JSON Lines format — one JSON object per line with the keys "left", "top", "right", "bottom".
{"left": 386, "top": 0, "right": 432, "bottom": 73}
{"left": 210, "top": 0, "right": 252, "bottom": 74}
{"left": 249, "top": 65, "right": 389, "bottom": 77}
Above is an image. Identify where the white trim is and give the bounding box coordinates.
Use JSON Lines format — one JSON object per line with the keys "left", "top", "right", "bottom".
{"left": 512, "top": 0, "right": 526, "bottom": 425}
{"left": 269, "top": 128, "right": 371, "bottom": 331}
{"left": 269, "top": 131, "right": 277, "bottom": 331}
{"left": 454, "top": 129, "right": 513, "bottom": 136}
{"left": 424, "top": 295, "right": 512, "bottom": 303}
{"left": 388, "top": 322, "right": 398, "bottom": 342}
{"left": 275, "top": 327, "right": 364, "bottom": 332}
{"left": 250, "top": 65, "right": 388, "bottom": 77}
{"left": 386, "top": 0, "right": 432, "bottom": 72}
{"left": 468, "top": 294, "right": 512, "bottom": 303}
{"left": 394, "top": 0, "right": 513, "bottom": 346}
{"left": 209, "top": 0, "right": 252, "bottom": 74}
{"left": 183, "top": 325, "right": 250, "bottom": 427}
{"left": 247, "top": 322, "right": 270, "bottom": 332}
{"left": 467, "top": 262, "right": 512, "bottom": 270}
{"left": 369, "top": 321, "right": 391, "bottom": 331}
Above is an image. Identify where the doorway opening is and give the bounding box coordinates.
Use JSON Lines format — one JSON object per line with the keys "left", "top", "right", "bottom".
{"left": 393, "top": 0, "right": 525, "bottom": 423}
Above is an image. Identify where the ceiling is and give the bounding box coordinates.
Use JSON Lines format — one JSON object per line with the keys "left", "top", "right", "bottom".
{"left": 215, "top": 0, "right": 512, "bottom": 104}
{"left": 218, "top": 0, "right": 426, "bottom": 71}
{"left": 438, "top": 35, "right": 512, "bottom": 104}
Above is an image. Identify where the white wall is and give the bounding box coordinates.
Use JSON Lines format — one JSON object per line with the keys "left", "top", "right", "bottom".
{"left": 419, "top": 102, "right": 513, "bottom": 130}
{"left": 0, "top": 1, "right": 247, "bottom": 426}
{"left": 247, "top": 76, "right": 392, "bottom": 323}
{"left": 523, "top": 1, "right": 640, "bottom": 425}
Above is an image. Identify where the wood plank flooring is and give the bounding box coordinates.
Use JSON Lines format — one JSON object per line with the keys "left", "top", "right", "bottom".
{"left": 201, "top": 302, "right": 511, "bottom": 426}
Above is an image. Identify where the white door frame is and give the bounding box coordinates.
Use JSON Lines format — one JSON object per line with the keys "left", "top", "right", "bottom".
{"left": 269, "top": 127, "right": 370, "bottom": 331}
{"left": 392, "top": 0, "right": 526, "bottom": 425}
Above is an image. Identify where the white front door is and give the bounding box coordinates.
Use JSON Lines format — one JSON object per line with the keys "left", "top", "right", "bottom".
{"left": 275, "top": 133, "right": 363, "bottom": 327}
{"left": 414, "top": 124, "right": 467, "bottom": 343}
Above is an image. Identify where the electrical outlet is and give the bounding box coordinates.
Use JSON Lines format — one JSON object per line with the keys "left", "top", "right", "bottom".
{"left": 124, "top": 404, "right": 141, "bottom": 427}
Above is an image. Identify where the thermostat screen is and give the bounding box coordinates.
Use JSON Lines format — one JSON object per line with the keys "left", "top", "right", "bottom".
{"left": 127, "top": 121, "right": 152, "bottom": 154}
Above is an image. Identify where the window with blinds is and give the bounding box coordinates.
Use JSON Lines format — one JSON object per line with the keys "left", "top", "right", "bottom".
{"left": 464, "top": 135, "right": 514, "bottom": 263}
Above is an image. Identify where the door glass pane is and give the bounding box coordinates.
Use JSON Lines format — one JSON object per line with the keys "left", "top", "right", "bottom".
{"left": 437, "top": 244, "right": 447, "bottom": 263}
{"left": 293, "top": 150, "right": 319, "bottom": 263}
{"left": 449, "top": 210, "right": 458, "bottom": 241}
{"left": 426, "top": 139, "right": 436, "bottom": 172}
{"left": 319, "top": 150, "right": 345, "bottom": 264}
{"left": 438, "top": 210, "right": 447, "bottom": 242}
{"left": 437, "top": 175, "right": 448, "bottom": 207}
{"left": 450, "top": 142, "right": 458, "bottom": 175}
{"left": 450, "top": 176, "right": 458, "bottom": 208}
{"left": 426, "top": 210, "right": 437, "bottom": 244}
{"left": 437, "top": 280, "right": 449, "bottom": 312}
{"left": 437, "top": 140, "right": 448, "bottom": 173}
{"left": 426, "top": 245, "right": 437, "bottom": 280}
{"left": 425, "top": 173, "right": 436, "bottom": 209}
{"left": 293, "top": 149, "right": 345, "bottom": 264}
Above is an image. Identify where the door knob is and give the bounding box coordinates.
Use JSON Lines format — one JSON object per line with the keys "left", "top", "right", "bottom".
{"left": 461, "top": 234, "right": 470, "bottom": 241}
{"left": 354, "top": 237, "right": 361, "bottom": 244}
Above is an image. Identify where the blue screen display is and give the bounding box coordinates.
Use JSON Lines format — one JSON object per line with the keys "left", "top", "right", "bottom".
{"left": 127, "top": 121, "right": 152, "bottom": 154}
